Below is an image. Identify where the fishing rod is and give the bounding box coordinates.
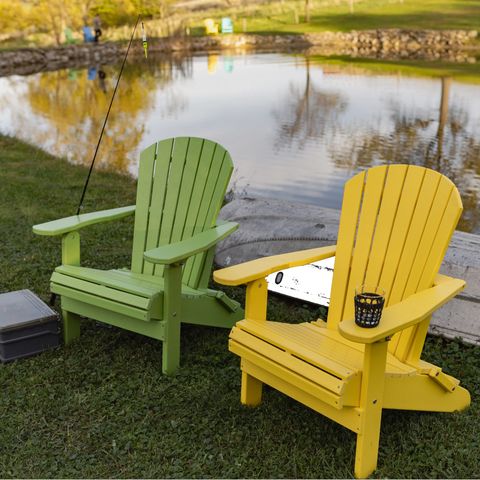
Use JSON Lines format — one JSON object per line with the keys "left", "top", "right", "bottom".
{"left": 76, "top": 14, "right": 147, "bottom": 215}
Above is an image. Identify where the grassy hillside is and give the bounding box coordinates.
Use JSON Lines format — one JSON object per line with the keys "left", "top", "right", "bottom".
{"left": 2, "top": 0, "right": 479, "bottom": 48}
{"left": 236, "top": 0, "right": 480, "bottom": 33}
{"left": 138, "top": 0, "right": 480, "bottom": 39}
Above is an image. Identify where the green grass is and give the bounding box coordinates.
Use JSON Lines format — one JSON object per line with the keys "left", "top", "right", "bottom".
{"left": 1, "top": 135, "right": 480, "bottom": 478}
{"left": 4, "top": 1, "right": 480, "bottom": 50}
{"left": 185, "top": 0, "right": 480, "bottom": 36}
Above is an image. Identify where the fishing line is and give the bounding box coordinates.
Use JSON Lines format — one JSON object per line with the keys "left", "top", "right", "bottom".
{"left": 76, "top": 14, "right": 142, "bottom": 215}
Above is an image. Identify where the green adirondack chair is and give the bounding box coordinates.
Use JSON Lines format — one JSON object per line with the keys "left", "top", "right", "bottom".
{"left": 33, "top": 137, "right": 244, "bottom": 374}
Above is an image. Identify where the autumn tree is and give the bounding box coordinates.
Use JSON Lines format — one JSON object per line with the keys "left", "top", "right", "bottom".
{"left": 89, "top": 0, "right": 171, "bottom": 26}
{"left": 1, "top": 0, "right": 173, "bottom": 45}
{"left": 0, "top": 0, "right": 31, "bottom": 38}
{"left": 28, "top": 0, "right": 86, "bottom": 45}
{"left": 15, "top": 57, "right": 191, "bottom": 172}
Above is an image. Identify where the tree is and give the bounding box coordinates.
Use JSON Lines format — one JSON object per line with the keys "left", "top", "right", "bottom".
{"left": 1, "top": 0, "right": 173, "bottom": 45}
{"left": 89, "top": 0, "right": 135, "bottom": 27}
{"left": 0, "top": 0, "right": 30, "bottom": 37}
{"left": 305, "top": 0, "right": 311, "bottom": 23}
{"left": 29, "top": 0, "right": 85, "bottom": 45}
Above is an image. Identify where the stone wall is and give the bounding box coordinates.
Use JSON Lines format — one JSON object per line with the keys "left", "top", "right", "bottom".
{"left": 145, "top": 29, "right": 479, "bottom": 61}
{"left": 0, "top": 29, "right": 478, "bottom": 77}
{"left": 0, "top": 43, "right": 122, "bottom": 77}
{"left": 304, "top": 29, "right": 479, "bottom": 61}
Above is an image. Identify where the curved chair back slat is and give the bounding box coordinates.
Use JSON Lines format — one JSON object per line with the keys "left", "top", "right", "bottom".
{"left": 131, "top": 137, "right": 234, "bottom": 289}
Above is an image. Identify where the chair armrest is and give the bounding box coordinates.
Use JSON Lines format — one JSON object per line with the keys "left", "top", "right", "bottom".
{"left": 213, "top": 245, "right": 337, "bottom": 286}
{"left": 339, "top": 274, "right": 465, "bottom": 344}
{"left": 32, "top": 205, "right": 136, "bottom": 236}
{"left": 143, "top": 222, "right": 238, "bottom": 265}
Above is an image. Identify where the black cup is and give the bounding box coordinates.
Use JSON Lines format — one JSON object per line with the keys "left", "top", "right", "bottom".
{"left": 354, "top": 285, "right": 385, "bottom": 328}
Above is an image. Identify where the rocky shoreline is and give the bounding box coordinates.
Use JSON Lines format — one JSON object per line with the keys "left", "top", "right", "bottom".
{"left": 1, "top": 29, "right": 478, "bottom": 77}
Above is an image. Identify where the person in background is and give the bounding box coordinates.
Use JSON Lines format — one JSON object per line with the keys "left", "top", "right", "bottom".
{"left": 94, "top": 15, "right": 102, "bottom": 43}
{"left": 82, "top": 15, "right": 94, "bottom": 43}
{"left": 82, "top": 24, "right": 94, "bottom": 42}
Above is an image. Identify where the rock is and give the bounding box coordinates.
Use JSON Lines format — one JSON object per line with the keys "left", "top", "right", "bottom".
{"left": 1, "top": 29, "right": 478, "bottom": 77}
{"left": 406, "top": 41, "right": 421, "bottom": 52}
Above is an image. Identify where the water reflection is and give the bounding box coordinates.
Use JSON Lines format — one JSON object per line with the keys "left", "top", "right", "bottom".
{"left": 1, "top": 56, "right": 191, "bottom": 173}
{"left": 0, "top": 53, "right": 479, "bottom": 233}
{"left": 273, "top": 58, "right": 346, "bottom": 150}
{"left": 330, "top": 76, "right": 480, "bottom": 232}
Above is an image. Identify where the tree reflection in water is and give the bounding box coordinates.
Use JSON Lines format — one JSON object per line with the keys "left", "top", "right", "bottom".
{"left": 272, "top": 61, "right": 479, "bottom": 233}
{"left": 331, "top": 76, "right": 480, "bottom": 233}
{"left": 19, "top": 55, "right": 191, "bottom": 173}
{"left": 2, "top": 54, "right": 479, "bottom": 233}
{"left": 272, "top": 57, "right": 346, "bottom": 151}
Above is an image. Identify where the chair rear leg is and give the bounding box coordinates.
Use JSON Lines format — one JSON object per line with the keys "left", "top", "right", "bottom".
{"left": 241, "top": 370, "right": 263, "bottom": 406}
{"left": 354, "top": 341, "right": 388, "bottom": 478}
{"left": 62, "top": 310, "right": 81, "bottom": 345}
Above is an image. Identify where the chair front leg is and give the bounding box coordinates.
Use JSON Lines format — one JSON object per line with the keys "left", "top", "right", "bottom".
{"left": 355, "top": 340, "right": 389, "bottom": 478}
{"left": 62, "top": 309, "right": 81, "bottom": 345}
{"left": 241, "top": 369, "right": 263, "bottom": 406}
{"left": 162, "top": 262, "right": 183, "bottom": 375}
{"left": 240, "top": 278, "right": 268, "bottom": 406}
{"left": 245, "top": 278, "right": 268, "bottom": 321}
{"left": 61, "top": 231, "right": 81, "bottom": 344}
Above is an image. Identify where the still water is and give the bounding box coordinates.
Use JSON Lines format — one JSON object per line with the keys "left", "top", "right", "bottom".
{"left": 0, "top": 53, "right": 479, "bottom": 232}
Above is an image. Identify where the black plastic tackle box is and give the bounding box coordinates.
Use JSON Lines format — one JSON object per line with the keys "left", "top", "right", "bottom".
{"left": 0, "top": 289, "right": 60, "bottom": 362}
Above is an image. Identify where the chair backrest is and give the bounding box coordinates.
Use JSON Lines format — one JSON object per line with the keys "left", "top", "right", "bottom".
{"left": 131, "top": 137, "right": 234, "bottom": 289}
{"left": 204, "top": 19, "right": 218, "bottom": 34}
{"left": 221, "top": 17, "right": 233, "bottom": 33}
{"left": 327, "top": 165, "right": 462, "bottom": 361}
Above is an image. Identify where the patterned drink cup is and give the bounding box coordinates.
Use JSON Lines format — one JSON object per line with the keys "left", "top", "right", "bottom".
{"left": 354, "top": 285, "right": 386, "bottom": 328}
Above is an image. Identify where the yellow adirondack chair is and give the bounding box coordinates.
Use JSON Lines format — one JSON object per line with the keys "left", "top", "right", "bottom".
{"left": 214, "top": 165, "right": 470, "bottom": 478}
{"left": 204, "top": 18, "right": 219, "bottom": 35}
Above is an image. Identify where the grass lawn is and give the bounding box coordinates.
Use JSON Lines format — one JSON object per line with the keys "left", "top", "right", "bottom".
{"left": 185, "top": 0, "right": 480, "bottom": 36}
{"left": 4, "top": 1, "right": 480, "bottom": 49}
{"left": 0, "top": 134, "right": 479, "bottom": 478}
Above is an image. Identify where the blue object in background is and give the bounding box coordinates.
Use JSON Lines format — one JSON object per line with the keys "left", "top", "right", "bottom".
{"left": 223, "top": 57, "right": 234, "bottom": 73}
{"left": 83, "top": 25, "right": 94, "bottom": 42}
{"left": 221, "top": 17, "right": 233, "bottom": 33}
{"left": 87, "top": 67, "right": 97, "bottom": 80}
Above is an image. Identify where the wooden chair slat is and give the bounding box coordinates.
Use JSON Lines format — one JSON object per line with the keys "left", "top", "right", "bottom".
{"left": 327, "top": 171, "right": 366, "bottom": 329}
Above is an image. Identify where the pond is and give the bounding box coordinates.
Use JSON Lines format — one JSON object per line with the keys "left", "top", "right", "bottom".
{"left": 1, "top": 52, "right": 479, "bottom": 233}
